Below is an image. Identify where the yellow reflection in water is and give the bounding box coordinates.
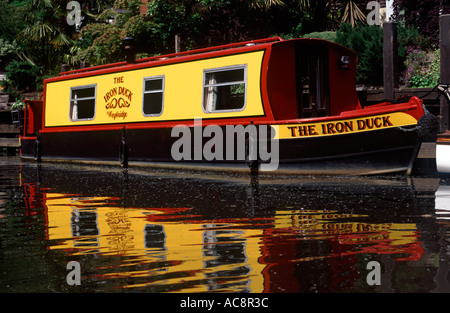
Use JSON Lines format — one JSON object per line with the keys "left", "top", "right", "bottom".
{"left": 270, "top": 209, "right": 422, "bottom": 261}
{"left": 44, "top": 193, "right": 265, "bottom": 292}
{"left": 43, "top": 193, "right": 423, "bottom": 292}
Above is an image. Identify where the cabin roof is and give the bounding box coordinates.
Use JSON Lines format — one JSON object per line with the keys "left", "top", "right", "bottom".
{"left": 58, "top": 37, "right": 282, "bottom": 78}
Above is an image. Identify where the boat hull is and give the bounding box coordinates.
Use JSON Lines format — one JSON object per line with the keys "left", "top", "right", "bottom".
{"left": 20, "top": 124, "right": 421, "bottom": 175}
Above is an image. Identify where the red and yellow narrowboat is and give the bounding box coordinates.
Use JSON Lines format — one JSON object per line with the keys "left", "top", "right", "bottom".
{"left": 21, "top": 37, "right": 431, "bottom": 175}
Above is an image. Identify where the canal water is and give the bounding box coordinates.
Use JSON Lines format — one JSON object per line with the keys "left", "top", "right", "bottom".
{"left": 1, "top": 156, "right": 450, "bottom": 294}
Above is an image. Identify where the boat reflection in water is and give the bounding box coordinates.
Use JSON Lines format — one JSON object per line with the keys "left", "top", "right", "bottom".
{"left": 19, "top": 163, "right": 443, "bottom": 292}
{"left": 436, "top": 185, "right": 450, "bottom": 220}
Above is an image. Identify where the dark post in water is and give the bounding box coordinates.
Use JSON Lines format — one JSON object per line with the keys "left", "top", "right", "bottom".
{"left": 440, "top": 14, "right": 450, "bottom": 133}
{"left": 383, "top": 21, "right": 398, "bottom": 102}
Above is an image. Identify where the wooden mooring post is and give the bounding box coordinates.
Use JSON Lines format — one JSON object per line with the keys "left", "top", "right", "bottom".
{"left": 440, "top": 14, "right": 450, "bottom": 133}
{"left": 383, "top": 21, "right": 398, "bottom": 102}
{"left": 435, "top": 14, "right": 450, "bottom": 174}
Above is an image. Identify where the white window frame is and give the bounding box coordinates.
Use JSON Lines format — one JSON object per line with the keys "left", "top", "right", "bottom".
{"left": 142, "top": 75, "right": 165, "bottom": 117}
{"left": 202, "top": 65, "right": 247, "bottom": 113}
{"left": 69, "top": 84, "right": 97, "bottom": 121}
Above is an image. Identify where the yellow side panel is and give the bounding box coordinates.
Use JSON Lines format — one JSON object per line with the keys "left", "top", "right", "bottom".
{"left": 273, "top": 112, "right": 419, "bottom": 140}
{"left": 45, "top": 51, "right": 265, "bottom": 127}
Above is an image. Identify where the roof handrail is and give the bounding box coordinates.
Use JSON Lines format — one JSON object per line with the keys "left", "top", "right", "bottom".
{"left": 59, "top": 37, "right": 283, "bottom": 76}
{"left": 59, "top": 61, "right": 128, "bottom": 76}
{"left": 135, "top": 37, "right": 283, "bottom": 64}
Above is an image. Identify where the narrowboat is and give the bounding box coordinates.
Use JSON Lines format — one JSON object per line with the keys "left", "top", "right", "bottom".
{"left": 21, "top": 37, "right": 431, "bottom": 175}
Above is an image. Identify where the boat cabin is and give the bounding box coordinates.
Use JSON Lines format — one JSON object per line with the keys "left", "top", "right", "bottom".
{"left": 23, "top": 37, "right": 360, "bottom": 137}
{"left": 266, "top": 39, "right": 360, "bottom": 120}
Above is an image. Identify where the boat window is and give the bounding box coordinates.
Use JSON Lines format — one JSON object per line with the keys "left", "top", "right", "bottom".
{"left": 203, "top": 65, "right": 246, "bottom": 113}
{"left": 143, "top": 76, "right": 164, "bottom": 116}
{"left": 70, "top": 85, "right": 96, "bottom": 121}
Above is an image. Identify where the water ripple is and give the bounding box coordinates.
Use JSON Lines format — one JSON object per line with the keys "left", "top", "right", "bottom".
{"left": 1, "top": 160, "right": 450, "bottom": 293}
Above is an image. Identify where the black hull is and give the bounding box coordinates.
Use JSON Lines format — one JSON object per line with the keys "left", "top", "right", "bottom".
{"left": 20, "top": 126, "right": 421, "bottom": 175}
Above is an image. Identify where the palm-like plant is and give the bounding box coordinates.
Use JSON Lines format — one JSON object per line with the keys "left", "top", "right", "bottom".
{"left": 249, "top": 0, "right": 286, "bottom": 10}
{"left": 294, "top": 0, "right": 367, "bottom": 27}
{"left": 17, "top": 0, "right": 75, "bottom": 73}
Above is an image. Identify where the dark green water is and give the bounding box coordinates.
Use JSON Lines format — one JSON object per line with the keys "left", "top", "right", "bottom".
{"left": 1, "top": 156, "right": 450, "bottom": 293}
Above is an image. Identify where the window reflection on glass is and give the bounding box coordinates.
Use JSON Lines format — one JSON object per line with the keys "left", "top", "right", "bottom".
{"left": 203, "top": 66, "right": 246, "bottom": 112}
{"left": 70, "top": 85, "right": 96, "bottom": 121}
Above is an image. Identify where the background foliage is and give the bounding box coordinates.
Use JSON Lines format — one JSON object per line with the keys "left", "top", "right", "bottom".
{"left": 0, "top": 0, "right": 448, "bottom": 101}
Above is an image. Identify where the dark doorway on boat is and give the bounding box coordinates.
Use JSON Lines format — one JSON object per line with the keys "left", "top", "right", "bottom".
{"left": 296, "top": 45, "right": 330, "bottom": 118}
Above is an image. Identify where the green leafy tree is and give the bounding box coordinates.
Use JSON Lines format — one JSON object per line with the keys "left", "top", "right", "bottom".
{"left": 75, "top": 0, "right": 158, "bottom": 65}
{"left": 75, "top": 0, "right": 288, "bottom": 65}
{"left": 0, "top": 39, "right": 21, "bottom": 71}
{"left": 336, "top": 23, "right": 383, "bottom": 86}
{"left": 73, "top": 0, "right": 377, "bottom": 67}
{"left": 397, "top": 0, "right": 450, "bottom": 47}
{"left": 147, "top": 0, "right": 287, "bottom": 50}
{"left": 1, "top": 61, "right": 41, "bottom": 100}
{"left": 0, "top": 0, "right": 27, "bottom": 42}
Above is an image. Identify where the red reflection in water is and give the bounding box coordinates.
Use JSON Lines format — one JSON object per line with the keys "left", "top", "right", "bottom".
{"left": 20, "top": 180, "right": 425, "bottom": 292}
